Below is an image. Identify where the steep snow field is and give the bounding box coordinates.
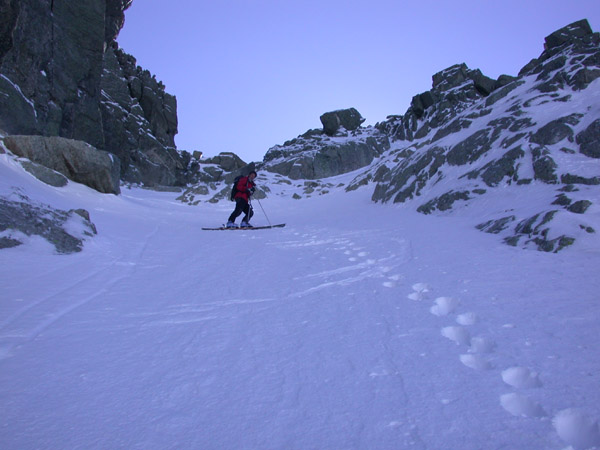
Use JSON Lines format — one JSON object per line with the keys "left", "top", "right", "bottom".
{"left": 1, "top": 153, "right": 600, "bottom": 449}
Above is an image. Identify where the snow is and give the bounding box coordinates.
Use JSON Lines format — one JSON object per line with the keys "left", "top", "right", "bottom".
{"left": 1, "top": 152, "right": 600, "bottom": 449}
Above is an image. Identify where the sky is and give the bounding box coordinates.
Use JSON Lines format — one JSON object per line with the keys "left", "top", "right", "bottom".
{"left": 117, "top": 0, "right": 600, "bottom": 163}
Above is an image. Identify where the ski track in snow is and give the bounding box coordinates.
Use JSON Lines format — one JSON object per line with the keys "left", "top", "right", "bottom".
{"left": 272, "top": 231, "right": 409, "bottom": 297}
{"left": 132, "top": 231, "right": 411, "bottom": 331}
{"left": 0, "top": 224, "right": 161, "bottom": 360}
{"left": 406, "top": 282, "right": 600, "bottom": 449}
{"left": 0, "top": 267, "right": 127, "bottom": 358}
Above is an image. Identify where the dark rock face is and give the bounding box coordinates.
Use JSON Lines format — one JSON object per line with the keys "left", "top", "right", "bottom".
{"left": 477, "top": 211, "right": 578, "bottom": 253}
{"left": 476, "top": 216, "right": 517, "bottom": 234}
{"left": 479, "top": 147, "right": 525, "bottom": 187}
{"left": 0, "top": 1, "right": 19, "bottom": 59}
{"left": 576, "top": 119, "right": 600, "bottom": 158}
{"left": 531, "top": 148, "right": 558, "bottom": 184}
{"left": 530, "top": 115, "right": 580, "bottom": 146}
{"left": 125, "top": 146, "right": 190, "bottom": 187}
{"left": 3, "top": 135, "right": 121, "bottom": 194}
{"left": 519, "top": 19, "right": 600, "bottom": 92}
{"left": 105, "top": 1, "right": 133, "bottom": 44}
{"left": 567, "top": 200, "right": 592, "bottom": 214}
{"left": 19, "top": 160, "right": 69, "bottom": 188}
{"left": 0, "top": 0, "right": 107, "bottom": 146}
{"left": 375, "top": 63, "right": 504, "bottom": 145}
{"left": 446, "top": 129, "right": 495, "bottom": 166}
{"left": 417, "top": 191, "right": 471, "bottom": 214}
{"left": 544, "top": 19, "right": 594, "bottom": 49}
{"left": 202, "top": 152, "right": 247, "bottom": 173}
{"left": 0, "top": 0, "right": 189, "bottom": 188}
{"left": 100, "top": 42, "right": 180, "bottom": 183}
{"left": 371, "top": 146, "right": 446, "bottom": 204}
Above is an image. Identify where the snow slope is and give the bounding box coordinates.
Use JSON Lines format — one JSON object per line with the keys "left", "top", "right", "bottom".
{"left": 1, "top": 152, "right": 600, "bottom": 449}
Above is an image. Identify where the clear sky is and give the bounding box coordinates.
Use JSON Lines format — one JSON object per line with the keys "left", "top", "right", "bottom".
{"left": 117, "top": 0, "right": 600, "bottom": 163}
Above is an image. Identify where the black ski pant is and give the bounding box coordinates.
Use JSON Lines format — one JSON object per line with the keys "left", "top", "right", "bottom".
{"left": 228, "top": 198, "right": 253, "bottom": 223}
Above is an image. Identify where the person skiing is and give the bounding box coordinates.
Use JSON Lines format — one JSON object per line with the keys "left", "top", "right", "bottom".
{"left": 227, "top": 171, "right": 257, "bottom": 228}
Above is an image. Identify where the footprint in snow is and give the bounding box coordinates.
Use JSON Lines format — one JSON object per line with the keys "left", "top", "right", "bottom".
{"left": 553, "top": 408, "right": 600, "bottom": 450}
{"left": 407, "top": 292, "right": 423, "bottom": 301}
{"left": 456, "top": 312, "right": 478, "bottom": 325}
{"left": 429, "top": 297, "right": 458, "bottom": 316}
{"left": 501, "top": 366, "right": 542, "bottom": 389}
{"left": 408, "top": 282, "right": 430, "bottom": 301}
{"left": 469, "top": 336, "right": 496, "bottom": 354}
{"left": 500, "top": 393, "right": 546, "bottom": 418}
{"left": 440, "top": 326, "right": 471, "bottom": 346}
{"left": 412, "top": 282, "right": 430, "bottom": 292}
{"left": 460, "top": 354, "right": 492, "bottom": 370}
{"left": 383, "top": 273, "right": 403, "bottom": 288}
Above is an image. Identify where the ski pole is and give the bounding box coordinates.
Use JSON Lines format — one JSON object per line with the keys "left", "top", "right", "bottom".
{"left": 255, "top": 197, "right": 272, "bottom": 227}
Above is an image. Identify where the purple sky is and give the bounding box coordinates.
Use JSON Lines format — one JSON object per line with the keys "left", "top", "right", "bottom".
{"left": 117, "top": 0, "right": 600, "bottom": 163}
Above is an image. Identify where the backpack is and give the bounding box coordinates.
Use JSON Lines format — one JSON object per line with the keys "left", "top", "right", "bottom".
{"left": 230, "top": 175, "right": 243, "bottom": 201}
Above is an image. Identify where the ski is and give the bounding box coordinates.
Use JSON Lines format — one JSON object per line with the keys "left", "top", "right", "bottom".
{"left": 201, "top": 223, "right": 286, "bottom": 231}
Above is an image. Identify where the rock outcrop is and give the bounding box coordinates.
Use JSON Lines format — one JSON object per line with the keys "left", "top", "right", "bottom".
{"left": 320, "top": 108, "right": 366, "bottom": 136}
{"left": 3, "top": 135, "right": 121, "bottom": 194}
{"left": 100, "top": 42, "right": 183, "bottom": 184}
{"left": 262, "top": 109, "right": 388, "bottom": 180}
{"left": 0, "top": 190, "right": 97, "bottom": 254}
{"left": 0, "top": 0, "right": 193, "bottom": 188}
{"left": 202, "top": 152, "right": 247, "bottom": 173}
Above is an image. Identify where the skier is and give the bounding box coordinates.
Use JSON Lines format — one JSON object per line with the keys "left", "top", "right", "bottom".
{"left": 227, "top": 171, "right": 257, "bottom": 228}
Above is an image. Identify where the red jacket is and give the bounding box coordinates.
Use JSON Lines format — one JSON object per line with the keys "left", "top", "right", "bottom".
{"left": 233, "top": 176, "right": 255, "bottom": 202}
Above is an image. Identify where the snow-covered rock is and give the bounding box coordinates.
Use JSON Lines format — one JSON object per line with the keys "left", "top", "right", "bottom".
{"left": 265, "top": 19, "right": 600, "bottom": 252}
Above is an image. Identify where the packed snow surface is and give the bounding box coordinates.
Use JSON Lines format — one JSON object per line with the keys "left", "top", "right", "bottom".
{"left": 1, "top": 153, "right": 599, "bottom": 449}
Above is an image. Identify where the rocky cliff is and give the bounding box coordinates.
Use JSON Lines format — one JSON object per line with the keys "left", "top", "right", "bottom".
{"left": 0, "top": 0, "right": 192, "bottom": 186}
{"left": 356, "top": 19, "right": 600, "bottom": 252}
